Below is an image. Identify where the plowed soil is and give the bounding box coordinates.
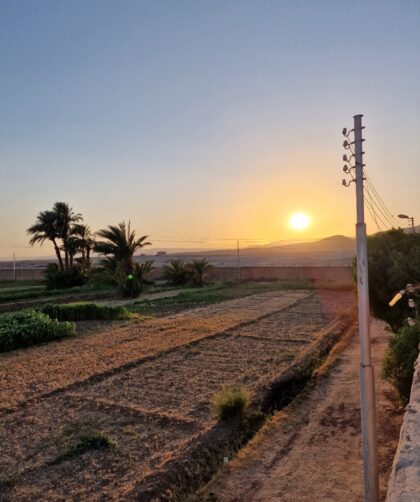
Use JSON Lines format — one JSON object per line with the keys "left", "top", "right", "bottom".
{"left": 0, "top": 289, "right": 353, "bottom": 501}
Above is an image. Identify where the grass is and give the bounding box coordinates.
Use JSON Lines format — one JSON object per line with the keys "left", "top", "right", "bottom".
{"left": 41, "top": 302, "right": 130, "bottom": 322}
{"left": 0, "top": 310, "right": 75, "bottom": 352}
{"left": 212, "top": 386, "right": 250, "bottom": 421}
{"left": 0, "top": 282, "right": 115, "bottom": 304}
{"left": 49, "top": 425, "right": 115, "bottom": 465}
{"left": 127, "top": 280, "right": 313, "bottom": 316}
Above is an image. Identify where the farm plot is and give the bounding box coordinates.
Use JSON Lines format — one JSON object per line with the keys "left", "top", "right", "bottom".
{"left": 0, "top": 289, "right": 354, "bottom": 501}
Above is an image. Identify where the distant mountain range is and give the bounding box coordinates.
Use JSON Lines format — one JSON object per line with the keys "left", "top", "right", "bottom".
{"left": 245, "top": 235, "right": 355, "bottom": 254}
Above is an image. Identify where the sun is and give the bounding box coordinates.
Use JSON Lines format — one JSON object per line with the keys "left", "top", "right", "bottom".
{"left": 289, "top": 212, "right": 310, "bottom": 231}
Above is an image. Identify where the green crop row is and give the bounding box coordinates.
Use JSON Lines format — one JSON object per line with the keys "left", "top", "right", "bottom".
{"left": 0, "top": 310, "right": 75, "bottom": 352}
{"left": 40, "top": 302, "right": 130, "bottom": 322}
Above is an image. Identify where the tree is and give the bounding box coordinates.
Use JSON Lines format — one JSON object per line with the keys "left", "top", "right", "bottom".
{"left": 95, "top": 221, "right": 151, "bottom": 275}
{"left": 163, "top": 259, "right": 191, "bottom": 286}
{"left": 70, "top": 224, "right": 96, "bottom": 268}
{"left": 191, "top": 258, "right": 212, "bottom": 286}
{"left": 366, "top": 228, "right": 420, "bottom": 331}
{"left": 53, "top": 202, "right": 82, "bottom": 269}
{"left": 27, "top": 210, "right": 64, "bottom": 271}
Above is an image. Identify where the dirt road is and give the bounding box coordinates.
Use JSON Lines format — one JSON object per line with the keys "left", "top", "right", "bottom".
{"left": 199, "top": 319, "right": 403, "bottom": 501}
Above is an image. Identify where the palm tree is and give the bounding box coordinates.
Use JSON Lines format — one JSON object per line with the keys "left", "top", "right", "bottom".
{"left": 95, "top": 221, "right": 150, "bottom": 275}
{"left": 70, "top": 224, "right": 96, "bottom": 267}
{"left": 27, "top": 210, "right": 64, "bottom": 270}
{"left": 191, "top": 258, "right": 212, "bottom": 287}
{"left": 163, "top": 259, "right": 191, "bottom": 286}
{"left": 53, "top": 202, "right": 82, "bottom": 269}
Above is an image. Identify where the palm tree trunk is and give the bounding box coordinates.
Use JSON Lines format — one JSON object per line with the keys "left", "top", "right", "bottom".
{"left": 64, "top": 243, "right": 69, "bottom": 270}
{"left": 52, "top": 240, "right": 64, "bottom": 271}
{"left": 86, "top": 248, "right": 91, "bottom": 267}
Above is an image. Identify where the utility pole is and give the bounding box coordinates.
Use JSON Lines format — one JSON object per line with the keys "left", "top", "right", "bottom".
{"left": 236, "top": 240, "right": 241, "bottom": 282}
{"left": 342, "top": 115, "right": 379, "bottom": 502}
{"left": 13, "top": 252, "right": 16, "bottom": 281}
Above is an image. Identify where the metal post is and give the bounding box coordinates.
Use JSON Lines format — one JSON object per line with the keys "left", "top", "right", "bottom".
{"left": 13, "top": 252, "right": 16, "bottom": 281}
{"left": 236, "top": 240, "right": 241, "bottom": 282}
{"left": 354, "top": 114, "right": 379, "bottom": 502}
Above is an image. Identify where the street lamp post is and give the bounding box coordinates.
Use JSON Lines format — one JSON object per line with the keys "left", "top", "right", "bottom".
{"left": 398, "top": 214, "right": 415, "bottom": 233}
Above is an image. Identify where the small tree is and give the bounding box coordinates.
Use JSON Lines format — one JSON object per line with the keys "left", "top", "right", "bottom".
{"left": 163, "top": 259, "right": 191, "bottom": 286}
{"left": 366, "top": 229, "right": 420, "bottom": 331}
{"left": 190, "top": 258, "right": 212, "bottom": 287}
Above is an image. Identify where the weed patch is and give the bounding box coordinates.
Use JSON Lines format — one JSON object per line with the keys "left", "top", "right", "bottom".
{"left": 212, "top": 387, "right": 250, "bottom": 421}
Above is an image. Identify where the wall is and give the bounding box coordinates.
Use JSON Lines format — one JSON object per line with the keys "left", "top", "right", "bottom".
{"left": 0, "top": 268, "right": 46, "bottom": 281}
{"left": 386, "top": 353, "right": 420, "bottom": 502}
{"left": 0, "top": 266, "right": 353, "bottom": 287}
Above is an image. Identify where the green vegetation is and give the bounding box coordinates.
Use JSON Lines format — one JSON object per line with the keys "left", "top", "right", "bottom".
{"left": 163, "top": 259, "right": 191, "bottom": 286}
{"left": 45, "top": 262, "right": 87, "bottom": 289}
{"left": 212, "top": 386, "right": 250, "bottom": 421}
{"left": 0, "top": 282, "right": 114, "bottom": 304}
{"left": 95, "top": 221, "right": 152, "bottom": 297}
{"left": 365, "top": 229, "right": 420, "bottom": 402}
{"left": 0, "top": 310, "right": 75, "bottom": 352}
{"left": 190, "top": 258, "right": 212, "bottom": 287}
{"left": 382, "top": 324, "right": 420, "bottom": 404}
{"left": 128, "top": 280, "right": 312, "bottom": 316}
{"left": 367, "top": 228, "right": 420, "bottom": 332}
{"left": 41, "top": 302, "right": 130, "bottom": 322}
{"left": 162, "top": 258, "right": 212, "bottom": 287}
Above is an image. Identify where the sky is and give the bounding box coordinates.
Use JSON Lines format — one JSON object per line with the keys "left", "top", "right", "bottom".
{"left": 0, "top": 0, "right": 419, "bottom": 258}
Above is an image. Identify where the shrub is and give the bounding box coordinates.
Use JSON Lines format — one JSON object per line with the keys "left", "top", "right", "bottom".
{"left": 41, "top": 302, "right": 130, "bottom": 322}
{"left": 0, "top": 310, "right": 75, "bottom": 352}
{"left": 191, "top": 258, "right": 212, "bottom": 287}
{"left": 163, "top": 259, "right": 191, "bottom": 286}
{"left": 45, "top": 263, "right": 88, "bottom": 290}
{"left": 212, "top": 386, "right": 250, "bottom": 421}
{"left": 73, "top": 431, "right": 115, "bottom": 454}
{"left": 382, "top": 323, "right": 420, "bottom": 404}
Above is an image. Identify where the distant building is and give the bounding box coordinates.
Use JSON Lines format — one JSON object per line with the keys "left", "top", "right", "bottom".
{"left": 156, "top": 251, "right": 167, "bottom": 256}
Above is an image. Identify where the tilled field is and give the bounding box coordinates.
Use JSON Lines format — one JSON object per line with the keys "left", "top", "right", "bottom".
{"left": 0, "top": 289, "right": 353, "bottom": 500}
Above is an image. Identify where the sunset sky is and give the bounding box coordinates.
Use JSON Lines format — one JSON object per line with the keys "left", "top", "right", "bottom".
{"left": 1, "top": 1, "right": 419, "bottom": 258}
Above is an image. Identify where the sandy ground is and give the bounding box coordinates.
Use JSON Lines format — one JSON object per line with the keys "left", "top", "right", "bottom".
{"left": 0, "top": 289, "right": 355, "bottom": 501}
{"left": 198, "top": 319, "right": 403, "bottom": 502}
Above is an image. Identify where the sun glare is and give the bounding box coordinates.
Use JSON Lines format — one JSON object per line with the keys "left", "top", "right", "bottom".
{"left": 289, "top": 212, "right": 310, "bottom": 231}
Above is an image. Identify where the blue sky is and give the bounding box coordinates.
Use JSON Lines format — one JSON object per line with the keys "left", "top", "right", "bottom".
{"left": 0, "top": 0, "right": 419, "bottom": 257}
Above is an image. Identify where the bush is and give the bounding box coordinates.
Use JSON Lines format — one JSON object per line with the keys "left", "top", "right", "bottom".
{"left": 0, "top": 310, "right": 75, "bottom": 352}
{"left": 41, "top": 302, "right": 130, "bottom": 322}
{"left": 212, "top": 386, "right": 250, "bottom": 421}
{"left": 382, "top": 323, "right": 420, "bottom": 404}
{"left": 163, "top": 259, "right": 191, "bottom": 286}
{"left": 190, "top": 258, "right": 212, "bottom": 287}
{"left": 45, "top": 263, "right": 88, "bottom": 290}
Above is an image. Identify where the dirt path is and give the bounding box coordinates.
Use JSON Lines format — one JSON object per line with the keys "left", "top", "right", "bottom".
{"left": 96, "top": 289, "right": 182, "bottom": 307}
{"left": 199, "top": 319, "right": 403, "bottom": 502}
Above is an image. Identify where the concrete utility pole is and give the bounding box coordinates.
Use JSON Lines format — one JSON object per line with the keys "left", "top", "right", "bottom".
{"left": 353, "top": 114, "right": 379, "bottom": 502}
{"left": 13, "top": 252, "right": 16, "bottom": 281}
{"left": 236, "top": 240, "right": 241, "bottom": 282}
